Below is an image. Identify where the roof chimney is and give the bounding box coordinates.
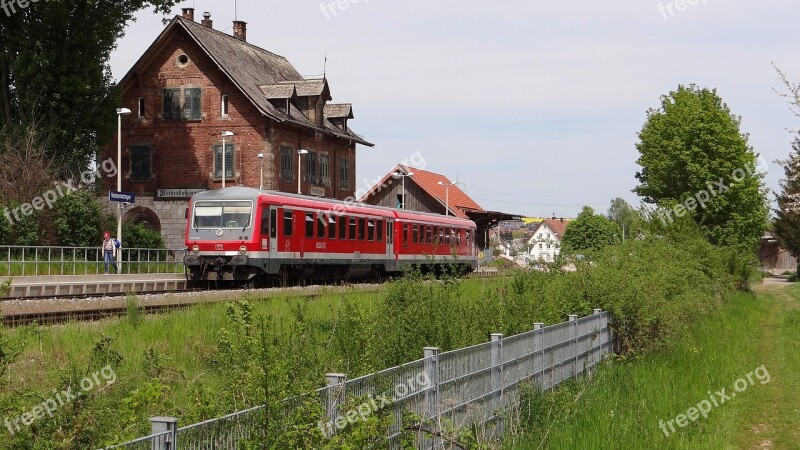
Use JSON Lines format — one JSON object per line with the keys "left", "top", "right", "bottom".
{"left": 201, "top": 12, "right": 213, "bottom": 29}
{"left": 233, "top": 20, "right": 247, "bottom": 42}
{"left": 181, "top": 8, "right": 194, "bottom": 21}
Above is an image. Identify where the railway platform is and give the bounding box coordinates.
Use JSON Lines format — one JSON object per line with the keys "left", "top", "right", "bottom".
{"left": 2, "top": 273, "right": 187, "bottom": 299}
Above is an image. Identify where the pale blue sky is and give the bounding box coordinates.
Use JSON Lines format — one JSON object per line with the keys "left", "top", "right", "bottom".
{"left": 109, "top": 0, "right": 800, "bottom": 217}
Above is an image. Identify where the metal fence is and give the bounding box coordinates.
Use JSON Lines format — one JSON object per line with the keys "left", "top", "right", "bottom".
{"left": 105, "top": 310, "right": 611, "bottom": 449}
{"left": 0, "top": 245, "right": 187, "bottom": 276}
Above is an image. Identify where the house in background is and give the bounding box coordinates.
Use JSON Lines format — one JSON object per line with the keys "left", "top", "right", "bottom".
{"left": 527, "top": 218, "right": 571, "bottom": 262}
{"left": 358, "top": 165, "right": 484, "bottom": 218}
{"left": 102, "top": 8, "right": 373, "bottom": 248}
{"left": 758, "top": 230, "right": 797, "bottom": 274}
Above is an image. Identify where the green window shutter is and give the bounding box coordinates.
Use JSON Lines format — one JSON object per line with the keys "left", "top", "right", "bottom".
{"left": 191, "top": 88, "right": 202, "bottom": 120}
{"left": 163, "top": 90, "right": 172, "bottom": 119}
{"left": 225, "top": 143, "right": 234, "bottom": 178}
{"left": 214, "top": 144, "right": 222, "bottom": 178}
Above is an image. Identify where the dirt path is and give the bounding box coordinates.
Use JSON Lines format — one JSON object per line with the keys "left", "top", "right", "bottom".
{"left": 734, "top": 281, "right": 800, "bottom": 449}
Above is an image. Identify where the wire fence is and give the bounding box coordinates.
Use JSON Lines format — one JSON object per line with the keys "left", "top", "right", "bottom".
{"left": 0, "top": 246, "right": 187, "bottom": 276}
{"left": 104, "top": 310, "right": 611, "bottom": 449}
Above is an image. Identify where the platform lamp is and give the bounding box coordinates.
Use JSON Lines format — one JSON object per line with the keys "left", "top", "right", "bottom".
{"left": 115, "top": 107, "right": 131, "bottom": 274}
{"left": 257, "top": 153, "right": 265, "bottom": 189}
{"left": 393, "top": 171, "right": 414, "bottom": 209}
{"left": 221, "top": 131, "right": 234, "bottom": 188}
{"left": 297, "top": 149, "right": 309, "bottom": 194}
{"left": 437, "top": 180, "right": 459, "bottom": 216}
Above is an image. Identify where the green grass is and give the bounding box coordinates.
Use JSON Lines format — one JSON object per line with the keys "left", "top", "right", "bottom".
{"left": 505, "top": 286, "right": 800, "bottom": 449}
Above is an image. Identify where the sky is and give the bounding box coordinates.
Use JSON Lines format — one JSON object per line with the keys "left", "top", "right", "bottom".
{"left": 109, "top": 0, "right": 800, "bottom": 218}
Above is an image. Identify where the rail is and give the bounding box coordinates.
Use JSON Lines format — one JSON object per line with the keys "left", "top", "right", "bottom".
{"left": 0, "top": 246, "right": 187, "bottom": 277}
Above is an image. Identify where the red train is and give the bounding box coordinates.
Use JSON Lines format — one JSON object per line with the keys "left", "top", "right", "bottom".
{"left": 183, "top": 187, "right": 478, "bottom": 282}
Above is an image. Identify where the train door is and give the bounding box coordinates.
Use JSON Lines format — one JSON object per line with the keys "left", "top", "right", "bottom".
{"left": 269, "top": 206, "right": 278, "bottom": 260}
{"left": 386, "top": 220, "right": 395, "bottom": 271}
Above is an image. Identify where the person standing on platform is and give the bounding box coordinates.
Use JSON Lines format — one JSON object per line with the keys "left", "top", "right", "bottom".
{"left": 102, "top": 231, "right": 118, "bottom": 274}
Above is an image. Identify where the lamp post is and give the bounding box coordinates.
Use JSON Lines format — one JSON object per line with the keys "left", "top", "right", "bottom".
{"left": 437, "top": 180, "right": 459, "bottom": 216}
{"left": 115, "top": 107, "right": 131, "bottom": 274}
{"left": 393, "top": 171, "right": 414, "bottom": 209}
{"left": 221, "top": 131, "right": 234, "bottom": 188}
{"left": 297, "top": 149, "right": 308, "bottom": 194}
{"left": 257, "top": 153, "right": 264, "bottom": 190}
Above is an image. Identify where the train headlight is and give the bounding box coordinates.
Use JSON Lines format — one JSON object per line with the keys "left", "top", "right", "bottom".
{"left": 239, "top": 245, "right": 247, "bottom": 254}
{"left": 192, "top": 245, "right": 199, "bottom": 253}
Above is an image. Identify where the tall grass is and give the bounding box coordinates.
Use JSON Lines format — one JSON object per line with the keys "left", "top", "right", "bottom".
{"left": 506, "top": 291, "right": 768, "bottom": 449}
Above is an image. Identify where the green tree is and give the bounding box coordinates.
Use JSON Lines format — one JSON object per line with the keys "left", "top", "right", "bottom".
{"left": 561, "top": 206, "right": 621, "bottom": 254}
{"left": 607, "top": 197, "right": 641, "bottom": 240}
{"left": 122, "top": 222, "right": 164, "bottom": 249}
{"left": 0, "top": 0, "right": 178, "bottom": 173}
{"left": 633, "top": 85, "right": 768, "bottom": 249}
{"left": 54, "top": 189, "right": 102, "bottom": 247}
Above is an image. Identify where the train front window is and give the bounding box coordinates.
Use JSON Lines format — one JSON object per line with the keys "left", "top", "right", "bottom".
{"left": 193, "top": 201, "right": 252, "bottom": 229}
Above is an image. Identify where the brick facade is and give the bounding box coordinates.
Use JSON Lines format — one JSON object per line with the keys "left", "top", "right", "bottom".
{"left": 102, "top": 12, "right": 366, "bottom": 248}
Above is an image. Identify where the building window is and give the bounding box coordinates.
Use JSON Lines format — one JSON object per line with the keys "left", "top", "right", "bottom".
{"left": 339, "top": 157, "right": 349, "bottom": 189}
{"left": 396, "top": 194, "right": 403, "bottom": 209}
{"left": 280, "top": 146, "right": 293, "bottom": 181}
{"left": 539, "top": 243, "right": 543, "bottom": 249}
{"left": 130, "top": 145, "right": 151, "bottom": 180}
{"left": 163, "top": 88, "right": 181, "bottom": 120}
{"left": 221, "top": 94, "right": 229, "bottom": 118}
{"left": 137, "top": 97, "right": 145, "bottom": 119}
{"left": 184, "top": 88, "right": 201, "bottom": 120}
{"left": 213, "top": 142, "right": 235, "bottom": 179}
{"left": 305, "top": 151, "right": 317, "bottom": 184}
{"left": 163, "top": 87, "right": 201, "bottom": 121}
{"left": 319, "top": 154, "right": 330, "bottom": 186}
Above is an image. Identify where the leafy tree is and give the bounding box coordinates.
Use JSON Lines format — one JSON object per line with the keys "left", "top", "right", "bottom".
{"left": 772, "top": 67, "right": 800, "bottom": 267}
{"left": 607, "top": 197, "right": 641, "bottom": 240}
{"left": 633, "top": 85, "right": 769, "bottom": 249}
{"left": 0, "top": 0, "right": 179, "bottom": 173}
{"left": 122, "top": 222, "right": 164, "bottom": 249}
{"left": 561, "top": 206, "right": 621, "bottom": 254}
{"left": 54, "top": 189, "right": 102, "bottom": 247}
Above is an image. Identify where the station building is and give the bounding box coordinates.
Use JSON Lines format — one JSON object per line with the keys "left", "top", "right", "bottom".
{"left": 102, "top": 9, "right": 373, "bottom": 248}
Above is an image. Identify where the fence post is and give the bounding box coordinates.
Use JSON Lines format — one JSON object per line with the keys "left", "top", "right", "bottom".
{"left": 323, "top": 373, "right": 346, "bottom": 438}
{"left": 593, "top": 309, "right": 602, "bottom": 371}
{"left": 423, "top": 347, "right": 440, "bottom": 450}
{"left": 533, "top": 323, "right": 544, "bottom": 388}
{"left": 568, "top": 315, "right": 578, "bottom": 378}
{"left": 149, "top": 416, "right": 178, "bottom": 450}
{"left": 490, "top": 333, "right": 504, "bottom": 436}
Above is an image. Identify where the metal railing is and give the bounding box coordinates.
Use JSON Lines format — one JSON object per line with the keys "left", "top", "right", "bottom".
{"left": 0, "top": 246, "right": 187, "bottom": 276}
{"left": 106, "top": 310, "right": 611, "bottom": 449}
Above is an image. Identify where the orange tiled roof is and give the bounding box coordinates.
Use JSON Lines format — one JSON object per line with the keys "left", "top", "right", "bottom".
{"left": 398, "top": 165, "right": 484, "bottom": 218}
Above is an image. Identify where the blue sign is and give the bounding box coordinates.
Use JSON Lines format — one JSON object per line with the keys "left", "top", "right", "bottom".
{"left": 109, "top": 191, "right": 135, "bottom": 203}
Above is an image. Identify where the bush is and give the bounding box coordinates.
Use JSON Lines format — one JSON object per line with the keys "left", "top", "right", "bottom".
{"left": 121, "top": 222, "right": 164, "bottom": 249}
{"left": 54, "top": 189, "right": 103, "bottom": 247}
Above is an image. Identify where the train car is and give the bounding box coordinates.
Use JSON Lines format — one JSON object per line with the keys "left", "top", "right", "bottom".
{"left": 183, "top": 187, "right": 478, "bottom": 283}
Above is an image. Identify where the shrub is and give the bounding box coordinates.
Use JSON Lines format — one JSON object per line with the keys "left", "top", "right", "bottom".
{"left": 54, "top": 189, "right": 103, "bottom": 247}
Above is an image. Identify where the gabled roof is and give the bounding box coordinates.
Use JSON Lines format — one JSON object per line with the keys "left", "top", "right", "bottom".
{"left": 324, "top": 103, "right": 354, "bottom": 119}
{"left": 359, "top": 165, "right": 484, "bottom": 219}
{"left": 260, "top": 84, "right": 296, "bottom": 99}
{"left": 117, "top": 15, "right": 372, "bottom": 146}
{"left": 528, "top": 218, "right": 571, "bottom": 243}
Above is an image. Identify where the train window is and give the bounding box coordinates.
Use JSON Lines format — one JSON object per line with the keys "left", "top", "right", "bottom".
{"left": 402, "top": 224, "right": 409, "bottom": 247}
{"left": 367, "top": 220, "right": 375, "bottom": 241}
{"left": 260, "top": 207, "right": 269, "bottom": 236}
{"left": 427, "top": 226, "right": 433, "bottom": 244}
{"left": 457, "top": 229, "right": 462, "bottom": 246}
{"left": 283, "top": 210, "right": 293, "bottom": 237}
{"left": 376, "top": 221, "right": 383, "bottom": 242}
{"left": 318, "top": 214, "right": 327, "bottom": 239}
{"left": 412, "top": 224, "right": 418, "bottom": 244}
{"left": 328, "top": 215, "right": 337, "bottom": 239}
{"left": 305, "top": 213, "right": 315, "bottom": 238}
{"left": 432, "top": 227, "right": 439, "bottom": 245}
{"left": 270, "top": 209, "right": 277, "bottom": 238}
{"left": 339, "top": 216, "right": 347, "bottom": 240}
{"left": 193, "top": 201, "right": 252, "bottom": 229}
{"left": 349, "top": 218, "right": 357, "bottom": 240}
{"left": 358, "top": 218, "right": 366, "bottom": 240}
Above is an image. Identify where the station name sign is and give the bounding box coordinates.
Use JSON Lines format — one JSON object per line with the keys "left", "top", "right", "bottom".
{"left": 157, "top": 189, "right": 206, "bottom": 199}
{"left": 109, "top": 191, "right": 135, "bottom": 203}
